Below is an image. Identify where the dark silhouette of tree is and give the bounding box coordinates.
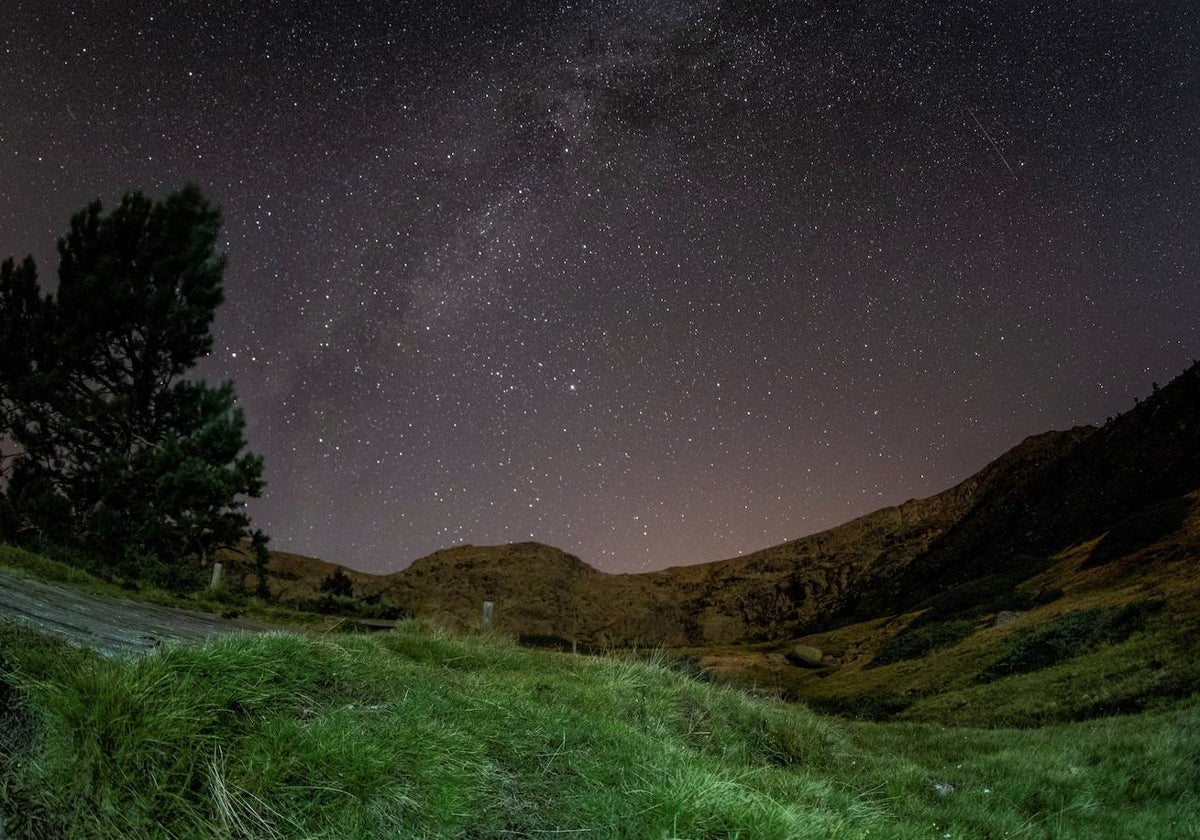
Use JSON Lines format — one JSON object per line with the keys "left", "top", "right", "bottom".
{"left": 318, "top": 567, "right": 354, "bottom": 599}
{"left": 0, "top": 185, "right": 267, "bottom": 585}
{"left": 251, "top": 529, "right": 272, "bottom": 600}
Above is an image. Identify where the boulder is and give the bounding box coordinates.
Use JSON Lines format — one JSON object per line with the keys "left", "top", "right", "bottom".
{"left": 785, "top": 644, "right": 824, "bottom": 668}
{"left": 992, "top": 610, "right": 1021, "bottom": 628}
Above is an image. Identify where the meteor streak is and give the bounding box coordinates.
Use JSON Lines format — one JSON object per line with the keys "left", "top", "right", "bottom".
{"left": 965, "top": 106, "right": 1016, "bottom": 177}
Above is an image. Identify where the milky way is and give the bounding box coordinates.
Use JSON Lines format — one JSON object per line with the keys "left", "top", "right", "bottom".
{"left": 3, "top": 1, "right": 1198, "bottom": 572}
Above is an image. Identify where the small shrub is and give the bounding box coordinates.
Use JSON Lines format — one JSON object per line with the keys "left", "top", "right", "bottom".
{"left": 287, "top": 591, "right": 408, "bottom": 619}
{"left": 867, "top": 619, "right": 976, "bottom": 668}
{"left": 311, "top": 593, "right": 359, "bottom": 615}
{"left": 518, "top": 634, "right": 574, "bottom": 651}
{"left": 1105, "top": 599, "right": 1166, "bottom": 637}
{"left": 979, "top": 600, "right": 1164, "bottom": 682}
{"left": 981, "top": 610, "right": 1107, "bottom": 681}
{"left": 318, "top": 568, "right": 354, "bottom": 598}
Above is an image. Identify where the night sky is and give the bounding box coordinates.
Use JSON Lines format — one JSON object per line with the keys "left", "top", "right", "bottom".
{"left": 3, "top": 1, "right": 1198, "bottom": 574}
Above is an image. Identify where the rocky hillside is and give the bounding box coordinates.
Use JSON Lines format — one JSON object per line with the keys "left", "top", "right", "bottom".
{"left": 886, "top": 360, "right": 1200, "bottom": 609}
{"left": 642, "top": 425, "right": 1091, "bottom": 644}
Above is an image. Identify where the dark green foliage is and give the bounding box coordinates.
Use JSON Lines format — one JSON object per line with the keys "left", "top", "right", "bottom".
{"left": 307, "top": 568, "right": 410, "bottom": 619}
{"left": 517, "top": 633, "right": 576, "bottom": 651}
{"left": 361, "top": 598, "right": 406, "bottom": 620}
{"left": 866, "top": 558, "right": 1056, "bottom": 669}
{"left": 305, "top": 592, "right": 358, "bottom": 615}
{"left": 517, "top": 635, "right": 602, "bottom": 655}
{"left": 979, "top": 601, "right": 1164, "bottom": 683}
{"left": 1104, "top": 600, "right": 1167, "bottom": 638}
{"left": 250, "top": 529, "right": 271, "bottom": 600}
{"left": 867, "top": 619, "right": 977, "bottom": 668}
{"left": 292, "top": 584, "right": 408, "bottom": 619}
{"left": 979, "top": 611, "right": 1106, "bottom": 682}
{"left": 318, "top": 567, "right": 354, "bottom": 598}
{"left": 805, "top": 691, "right": 919, "bottom": 721}
{"left": 0, "top": 186, "right": 266, "bottom": 582}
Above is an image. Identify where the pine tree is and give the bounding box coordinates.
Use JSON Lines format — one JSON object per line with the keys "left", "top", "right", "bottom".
{"left": 0, "top": 185, "right": 267, "bottom": 584}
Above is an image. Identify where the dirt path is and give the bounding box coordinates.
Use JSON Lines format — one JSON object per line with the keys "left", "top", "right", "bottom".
{"left": 0, "top": 570, "right": 277, "bottom": 657}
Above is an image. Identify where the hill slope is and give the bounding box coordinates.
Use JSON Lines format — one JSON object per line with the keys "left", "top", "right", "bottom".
{"left": 889, "top": 361, "right": 1200, "bottom": 607}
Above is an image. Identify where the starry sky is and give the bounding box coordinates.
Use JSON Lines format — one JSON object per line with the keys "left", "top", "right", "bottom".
{"left": 3, "top": 1, "right": 1198, "bottom": 574}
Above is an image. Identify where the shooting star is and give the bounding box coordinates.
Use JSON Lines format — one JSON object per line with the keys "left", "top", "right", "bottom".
{"left": 964, "top": 106, "right": 1015, "bottom": 177}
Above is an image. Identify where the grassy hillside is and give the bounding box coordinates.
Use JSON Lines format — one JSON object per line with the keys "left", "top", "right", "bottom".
{"left": 687, "top": 489, "right": 1200, "bottom": 725}
{"left": 1, "top": 619, "right": 1197, "bottom": 839}
{"left": 0, "top": 543, "right": 340, "bottom": 631}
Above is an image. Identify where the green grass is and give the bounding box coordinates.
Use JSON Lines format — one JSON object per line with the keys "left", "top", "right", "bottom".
{"left": 850, "top": 711, "right": 1200, "bottom": 839}
{"left": 867, "top": 618, "right": 977, "bottom": 668}
{"left": 978, "top": 602, "right": 1163, "bottom": 683}
{"left": 0, "top": 543, "right": 104, "bottom": 588}
{"left": 2, "top": 620, "right": 1197, "bottom": 838}
{"left": 748, "top": 573, "right": 1200, "bottom": 728}
{"left": 895, "top": 621, "right": 1200, "bottom": 727}
{"left": 0, "top": 542, "right": 331, "bottom": 629}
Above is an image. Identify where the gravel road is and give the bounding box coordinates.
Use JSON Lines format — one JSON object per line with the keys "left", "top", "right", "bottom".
{"left": 0, "top": 570, "right": 276, "bottom": 657}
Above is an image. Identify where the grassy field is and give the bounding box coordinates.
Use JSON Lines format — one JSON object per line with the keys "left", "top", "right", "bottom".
{"left": 0, "top": 542, "right": 335, "bottom": 630}
{"left": 2, "top": 618, "right": 1197, "bottom": 839}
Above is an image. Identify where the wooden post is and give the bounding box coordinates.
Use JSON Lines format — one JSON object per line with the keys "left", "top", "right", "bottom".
{"left": 209, "top": 561, "right": 223, "bottom": 590}
{"left": 572, "top": 604, "right": 579, "bottom": 655}
{"left": 482, "top": 600, "right": 493, "bottom": 628}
